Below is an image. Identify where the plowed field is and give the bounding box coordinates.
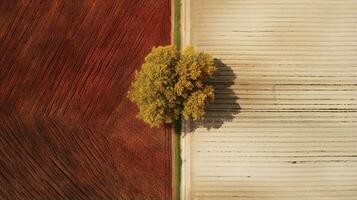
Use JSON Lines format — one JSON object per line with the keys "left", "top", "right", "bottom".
{"left": 0, "top": 1, "right": 171, "bottom": 199}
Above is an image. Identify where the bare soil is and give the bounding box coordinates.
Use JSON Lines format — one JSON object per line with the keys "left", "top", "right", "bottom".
{"left": 0, "top": 1, "right": 171, "bottom": 199}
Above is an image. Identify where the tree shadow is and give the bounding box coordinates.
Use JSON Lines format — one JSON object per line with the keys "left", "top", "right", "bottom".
{"left": 187, "top": 58, "right": 241, "bottom": 132}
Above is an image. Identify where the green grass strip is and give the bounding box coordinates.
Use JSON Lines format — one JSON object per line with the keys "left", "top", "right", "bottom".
{"left": 174, "top": 1, "right": 182, "bottom": 199}
{"left": 174, "top": 118, "right": 182, "bottom": 200}
{"left": 174, "top": 0, "right": 181, "bottom": 49}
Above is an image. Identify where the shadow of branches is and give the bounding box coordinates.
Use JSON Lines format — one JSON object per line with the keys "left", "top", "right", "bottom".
{"left": 189, "top": 58, "right": 241, "bottom": 131}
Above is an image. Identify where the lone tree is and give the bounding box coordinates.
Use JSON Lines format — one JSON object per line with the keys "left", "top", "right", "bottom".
{"left": 128, "top": 45, "right": 216, "bottom": 127}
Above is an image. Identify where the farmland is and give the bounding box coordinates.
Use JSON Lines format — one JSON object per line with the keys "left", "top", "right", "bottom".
{"left": 0, "top": 1, "right": 171, "bottom": 199}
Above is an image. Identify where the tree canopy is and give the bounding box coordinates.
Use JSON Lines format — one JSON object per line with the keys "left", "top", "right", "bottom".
{"left": 128, "top": 45, "right": 216, "bottom": 127}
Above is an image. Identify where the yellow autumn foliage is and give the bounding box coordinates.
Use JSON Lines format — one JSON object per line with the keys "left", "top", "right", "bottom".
{"left": 128, "top": 45, "right": 216, "bottom": 127}
{"left": 182, "top": 86, "right": 215, "bottom": 120}
{"left": 176, "top": 46, "right": 216, "bottom": 120}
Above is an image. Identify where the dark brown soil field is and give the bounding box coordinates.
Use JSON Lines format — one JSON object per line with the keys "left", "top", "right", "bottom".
{"left": 0, "top": 1, "right": 171, "bottom": 199}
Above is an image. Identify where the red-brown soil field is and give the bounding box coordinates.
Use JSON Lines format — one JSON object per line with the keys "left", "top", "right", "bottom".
{"left": 0, "top": 1, "right": 172, "bottom": 199}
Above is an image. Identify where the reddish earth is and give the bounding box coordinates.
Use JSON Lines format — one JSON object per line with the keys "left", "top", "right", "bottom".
{"left": 0, "top": 1, "right": 171, "bottom": 199}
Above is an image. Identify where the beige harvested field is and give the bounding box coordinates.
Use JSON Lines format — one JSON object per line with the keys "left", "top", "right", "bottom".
{"left": 182, "top": 0, "right": 357, "bottom": 199}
